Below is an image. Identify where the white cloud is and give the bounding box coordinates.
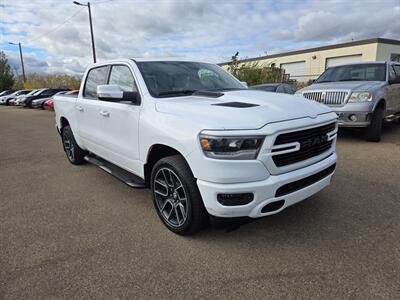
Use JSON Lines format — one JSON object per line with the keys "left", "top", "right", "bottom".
{"left": 1, "top": 0, "right": 399, "bottom": 75}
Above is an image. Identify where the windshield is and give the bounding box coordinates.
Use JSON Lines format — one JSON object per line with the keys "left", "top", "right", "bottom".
{"left": 136, "top": 61, "right": 245, "bottom": 98}
{"left": 33, "top": 89, "right": 46, "bottom": 95}
{"left": 26, "top": 89, "right": 39, "bottom": 96}
{"left": 316, "top": 64, "right": 386, "bottom": 83}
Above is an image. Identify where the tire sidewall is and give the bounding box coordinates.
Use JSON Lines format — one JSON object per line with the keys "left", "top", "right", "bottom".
{"left": 62, "top": 127, "right": 74, "bottom": 163}
{"left": 365, "top": 107, "right": 384, "bottom": 142}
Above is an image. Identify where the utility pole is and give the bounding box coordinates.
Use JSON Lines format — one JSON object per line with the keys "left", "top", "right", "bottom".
{"left": 9, "top": 42, "right": 26, "bottom": 83}
{"left": 73, "top": 1, "right": 97, "bottom": 63}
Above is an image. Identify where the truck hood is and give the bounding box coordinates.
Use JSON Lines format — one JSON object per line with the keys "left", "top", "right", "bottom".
{"left": 155, "top": 90, "right": 332, "bottom": 130}
{"left": 300, "top": 81, "right": 385, "bottom": 92}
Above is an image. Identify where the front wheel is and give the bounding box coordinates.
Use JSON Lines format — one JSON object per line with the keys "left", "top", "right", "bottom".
{"left": 364, "top": 107, "right": 384, "bottom": 142}
{"left": 151, "top": 155, "right": 208, "bottom": 235}
{"left": 61, "top": 126, "right": 87, "bottom": 165}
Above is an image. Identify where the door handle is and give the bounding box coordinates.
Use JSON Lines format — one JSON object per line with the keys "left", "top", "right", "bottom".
{"left": 76, "top": 105, "right": 84, "bottom": 112}
{"left": 99, "top": 111, "right": 110, "bottom": 117}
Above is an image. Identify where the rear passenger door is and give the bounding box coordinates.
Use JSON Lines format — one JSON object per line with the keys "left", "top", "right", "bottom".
{"left": 76, "top": 65, "right": 109, "bottom": 153}
{"left": 95, "top": 64, "right": 142, "bottom": 174}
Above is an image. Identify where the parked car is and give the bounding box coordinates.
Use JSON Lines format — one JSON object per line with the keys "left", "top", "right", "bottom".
{"left": 0, "top": 89, "right": 32, "bottom": 105}
{"left": 14, "top": 89, "right": 43, "bottom": 106}
{"left": 251, "top": 83, "right": 297, "bottom": 94}
{"left": 46, "top": 90, "right": 78, "bottom": 111}
{"left": 44, "top": 99, "right": 54, "bottom": 110}
{"left": 23, "top": 88, "right": 69, "bottom": 108}
{"left": 32, "top": 91, "right": 70, "bottom": 109}
{"left": 54, "top": 58, "right": 337, "bottom": 235}
{"left": 0, "top": 90, "right": 13, "bottom": 97}
{"left": 296, "top": 61, "right": 400, "bottom": 142}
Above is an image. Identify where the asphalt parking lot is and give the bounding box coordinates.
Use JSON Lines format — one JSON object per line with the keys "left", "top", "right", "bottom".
{"left": 0, "top": 106, "right": 399, "bottom": 299}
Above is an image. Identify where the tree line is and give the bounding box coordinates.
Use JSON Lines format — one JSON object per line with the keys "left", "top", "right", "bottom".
{"left": 0, "top": 51, "right": 81, "bottom": 91}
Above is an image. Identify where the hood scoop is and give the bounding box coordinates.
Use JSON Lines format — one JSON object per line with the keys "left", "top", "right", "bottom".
{"left": 212, "top": 101, "right": 259, "bottom": 108}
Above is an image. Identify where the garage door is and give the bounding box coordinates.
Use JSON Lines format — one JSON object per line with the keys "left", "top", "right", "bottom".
{"left": 326, "top": 55, "right": 362, "bottom": 68}
{"left": 280, "top": 61, "right": 306, "bottom": 82}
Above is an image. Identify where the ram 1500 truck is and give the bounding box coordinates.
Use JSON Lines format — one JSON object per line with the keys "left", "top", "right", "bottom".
{"left": 54, "top": 58, "right": 338, "bottom": 235}
{"left": 296, "top": 61, "right": 400, "bottom": 142}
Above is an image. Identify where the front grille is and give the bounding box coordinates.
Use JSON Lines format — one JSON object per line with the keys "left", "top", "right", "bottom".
{"left": 302, "top": 91, "right": 348, "bottom": 105}
{"left": 273, "top": 123, "right": 336, "bottom": 167}
{"left": 275, "top": 163, "right": 336, "bottom": 197}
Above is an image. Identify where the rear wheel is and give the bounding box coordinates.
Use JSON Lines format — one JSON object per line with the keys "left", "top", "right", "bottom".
{"left": 61, "top": 126, "right": 87, "bottom": 165}
{"left": 365, "top": 107, "right": 384, "bottom": 142}
{"left": 151, "top": 155, "right": 208, "bottom": 235}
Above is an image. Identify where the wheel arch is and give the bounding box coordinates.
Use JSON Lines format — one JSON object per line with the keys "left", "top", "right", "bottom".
{"left": 144, "top": 144, "right": 187, "bottom": 188}
{"left": 59, "top": 116, "right": 70, "bottom": 133}
{"left": 373, "top": 98, "right": 386, "bottom": 112}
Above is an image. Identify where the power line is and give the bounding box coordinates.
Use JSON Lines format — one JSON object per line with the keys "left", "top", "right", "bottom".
{"left": 26, "top": 8, "right": 85, "bottom": 44}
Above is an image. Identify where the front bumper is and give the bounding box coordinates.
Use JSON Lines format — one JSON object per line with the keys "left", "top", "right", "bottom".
{"left": 335, "top": 111, "right": 371, "bottom": 127}
{"left": 197, "top": 152, "right": 336, "bottom": 218}
{"left": 330, "top": 102, "right": 375, "bottom": 128}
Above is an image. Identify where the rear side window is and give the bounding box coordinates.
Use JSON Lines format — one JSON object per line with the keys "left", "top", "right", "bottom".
{"left": 84, "top": 66, "right": 109, "bottom": 99}
{"left": 108, "top": 65, "right": 137, "bottom": 92}
{"left": 393, "top": 65, "right": 400, "bottom": 76}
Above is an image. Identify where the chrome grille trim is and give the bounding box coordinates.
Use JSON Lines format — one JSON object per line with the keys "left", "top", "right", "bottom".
{"left": 271, "top": 122, "right": 337, "bottom": 167}
{"left": 302, "top": 91, "right": 349, "bottom": 105}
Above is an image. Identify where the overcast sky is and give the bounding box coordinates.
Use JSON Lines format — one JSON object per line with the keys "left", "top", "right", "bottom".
{"left": 1, "top": 0, "right": 399, "bottom": 76}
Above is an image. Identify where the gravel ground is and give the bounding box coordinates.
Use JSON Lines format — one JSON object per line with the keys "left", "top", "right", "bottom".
{"left": 0, "top": 106, "right": 399, "bottom": 299}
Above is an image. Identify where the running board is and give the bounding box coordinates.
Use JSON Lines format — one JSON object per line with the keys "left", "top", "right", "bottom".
{"left": 385, "top": 113, "right": 400, "bottom": 122}
{"left": 84, "top": 154, "right": 146, "bottom": 188}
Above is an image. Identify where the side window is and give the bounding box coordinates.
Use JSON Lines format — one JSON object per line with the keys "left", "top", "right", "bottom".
{"left": 393, "top": 65, "right": 400, "bottom": 77}
{"left": 83, "top": 66, "right": 109, "bottom": 99}
{"left": 41, "top": 90, "right": 54, "bottom": 96}
{"left": 276, "top": 85, "right": 285, "bottom": 93}
{"left": 109, "top": 65, "right": 137, "bottom": 92}
{"left": 389, "top": 66, "right": 396, "bottom": 81}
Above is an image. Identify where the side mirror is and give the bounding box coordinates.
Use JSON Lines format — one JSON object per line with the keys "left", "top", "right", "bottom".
{"left": 240, "top": 81, "right": 248, "bottom": 87}
{"left": 97, "top": 84, "right": 140, "bottom": 104}
{"left": 308, "top": 79, "right": 316, "bottom": 85}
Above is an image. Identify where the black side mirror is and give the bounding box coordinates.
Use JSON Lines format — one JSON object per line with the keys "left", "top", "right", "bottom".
{"left": 122, "top": 91, "right": 141, "bottom": 104}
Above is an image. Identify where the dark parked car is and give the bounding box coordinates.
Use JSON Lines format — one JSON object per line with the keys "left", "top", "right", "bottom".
{"left": 23, "top": 88, "right": 70, "bottom": 108}
{"left": 250, "top": 83, "right": 297, "bottom": 94}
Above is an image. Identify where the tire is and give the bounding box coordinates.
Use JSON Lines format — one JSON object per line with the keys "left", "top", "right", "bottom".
{"left": 365, "top": 107, "right": 384, "bottom": 142}
{"left": 151, "top": 155, "right": 208, "bottom": 235}
{"left": 61, "top": 126, "right": 87, "bottom": 165}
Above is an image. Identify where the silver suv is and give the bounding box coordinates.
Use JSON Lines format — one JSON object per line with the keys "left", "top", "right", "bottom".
{"left": 296, "top": 61, "right": 400, "bottom": 142}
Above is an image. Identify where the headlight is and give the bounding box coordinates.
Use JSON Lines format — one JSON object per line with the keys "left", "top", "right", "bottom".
{"left": 294, "top": 92, "right": 302, "bottom": 97}
{"left": 199, "top": 135, "right": 264, "bottom": 160}
{"left": 348, "top": 92, "right": 372, "bottom": 102}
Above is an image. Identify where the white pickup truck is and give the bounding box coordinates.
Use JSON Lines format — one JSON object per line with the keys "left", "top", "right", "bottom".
{"left": 54, "top": 58, "right": 338, "bottom": 235}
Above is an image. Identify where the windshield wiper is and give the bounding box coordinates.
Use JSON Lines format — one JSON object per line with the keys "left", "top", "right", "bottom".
{"left": 157, "top": 90, "right": 197, "bottom": 97}
{"left": 316, "top": 80, "right": 332, "bottom": 83}
{"left": 337, "top": 79, "right": 363, "bottom": 81}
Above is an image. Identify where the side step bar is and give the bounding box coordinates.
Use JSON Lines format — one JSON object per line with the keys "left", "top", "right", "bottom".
{"left": 84, "top": 154, "right": 146, "bottom": 188}
{"left": 385, "top": 113, "right": 400, "bottom": 122}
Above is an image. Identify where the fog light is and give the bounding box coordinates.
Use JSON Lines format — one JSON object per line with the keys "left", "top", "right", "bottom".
{"left": 349, "top": 114, "right": 358, "bottom": 122}
{"left": 217, "top": 193, "right": 254, "bottom": 206}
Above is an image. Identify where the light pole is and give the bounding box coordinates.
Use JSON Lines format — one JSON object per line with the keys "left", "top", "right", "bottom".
{"left": 73, "top": 1, "right": 96, "bottom": 63}
{"left": 9, "top": 42, "right": 26, "bottom": 83}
